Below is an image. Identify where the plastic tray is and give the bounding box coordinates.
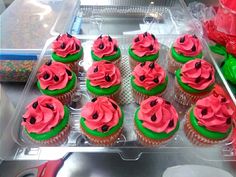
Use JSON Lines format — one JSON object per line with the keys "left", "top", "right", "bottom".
{"left": 0, "top": 33, "right": 235, "bottom": 161}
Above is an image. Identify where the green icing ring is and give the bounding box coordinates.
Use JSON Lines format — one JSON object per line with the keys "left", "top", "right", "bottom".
{"left": 52, "top": 47, "right": 83, "bottom": 63}
{"left": 128, "top": 46, "right": 159, "bottom": 62}
{"left": 80, "top": 109, "right": 124, "bottom": 137}
{"left": 25, "top": 106, "right": 70, "bottom": 141}
{"left": 86, "top": 79, "right": 121, "bottom": 96}
{"left": 91, "top": 48, "right": 121, "bottom": 61}
{"left": 131, "top": 76, "right": 168, "bottom": 96}
{"left": 37, "top": 72, "right": 77, "bottom": 96}
{"left": 175, "top": 69, "right": 214, "bottom": 94}
{"left": 135, "top": 108, "right": 179, "bottom": 140}
{"left": 221, "top": 54, "right": 236, "bottom": 85}
{"left": 209, "top": 44, "right": 227, "bottom": 57}
{"left": 171, "top": 47, "right": 203, "bottom": 64}
{"left": 189, "top": 108, "right": 231, "bottom": 140}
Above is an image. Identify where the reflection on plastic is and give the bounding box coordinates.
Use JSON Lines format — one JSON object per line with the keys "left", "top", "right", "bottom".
{"left": 162, "top": 165, "right": 233, "bottom": 177}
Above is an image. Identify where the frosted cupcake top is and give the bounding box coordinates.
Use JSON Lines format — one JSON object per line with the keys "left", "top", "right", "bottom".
{"left": 132, "top": 61, "right": 166, "bottom": 90}
{"left": 86, "top": 61, "right": 121, "bottom": 88}
{"left": 138, "top": 96, "right": 179, "bottom": 133}
{"left": 52, "top": 33, "right": 82, "bottom": 57}
{"left": 81, "top": 97, "right": 122, "bottom": 132}
{"left": 131, "top": 32, "right": 160, "bottom": 57}
{"left": 22, "top": 96, "right": 65, "bottom": 134}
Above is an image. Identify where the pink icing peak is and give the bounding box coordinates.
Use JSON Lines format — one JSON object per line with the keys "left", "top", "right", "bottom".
{"left": 173, "top": 34, "right": 202, "bottom": 57}
{"left": 220, "top": 0, "right": 236, "bottom": 12}
{"left": 22, "top": 95, "right": 65, "bottom": 134}
{"left": 194, "top": 93, "right": 234, "bottom": 133}
{"left": 52, "top": 33, "right": 81, "bottom": 57}
{"left": 132, "top": 61, "right": 166, "bottom": 90}
{"left": 81, "top": 97, "right": 122, "bottom": 132}
{"left": 131, "top": 32, "right": 160, "bottom": 57}
{"left": 92, "top": 35, "right": 118, "bottom": 58}
{"left": 37, "top": 61, "right": 73, "bottom": 90}
{"left": 86, "top": 61, "right": 121, "bottom": 88}
{"left": 138, "top": 96, "right": 179, "bottom": 133}
{"left": 181, "top": 59, "right": 215, "bottom": 90}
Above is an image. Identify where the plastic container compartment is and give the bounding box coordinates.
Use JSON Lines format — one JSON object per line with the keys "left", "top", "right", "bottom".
{"left": 0, "top": 33, "right": 235, "bottom": 161}
{"left": 0, "top": 0, "right": 79, "bottom": 82}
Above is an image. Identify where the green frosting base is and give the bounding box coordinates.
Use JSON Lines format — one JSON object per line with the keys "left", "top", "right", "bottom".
{"left": 128, "top": 46, "right": 159, "bottom": 62}
{"left": 25, "top": 106, "right": 70, "bottom": 141}
{"left": 175, "top": 69, "right": 214, "bottom": 94}
{"left": 171, "top": 47, "right": 203, "bottom": 64}
{"left": 80, "top": 109, "right": 124, "bottom": 137}
{"left": 52, "top": 47, "right": 83, "bottom": 63}
{"left": 91, "top": 48, "right": 121, "bottom": 61}
{"left": 209, "top": 44, "right": 227, "bottom": 57}
{"left": 189, "top": 108, "right": 231, "bottom": 140}
{"left": 135, "top": 108, "right": 179, "bottom": 140}
{"left": 131, "top": 76, "right": 168, "bottom": 96}
{"left": 86, "top": 79, "right": 121, "bottom": 96}
{"left": 221, "top": 54, "right": 236, "bottom": 85}
{"left": 37, "top": 72, "right": 77, "bottom": 96}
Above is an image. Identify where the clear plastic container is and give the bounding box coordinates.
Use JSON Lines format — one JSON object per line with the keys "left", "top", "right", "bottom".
{"left": 0, "top": 0, "right": 235, "bottom": 162}
{"left": 1, "top": 34, "right": 235, "bottom": 161}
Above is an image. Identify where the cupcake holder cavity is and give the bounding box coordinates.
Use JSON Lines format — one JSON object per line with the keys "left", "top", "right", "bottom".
{"left": 4, "top": 34, "right": 236, "bottom": 161}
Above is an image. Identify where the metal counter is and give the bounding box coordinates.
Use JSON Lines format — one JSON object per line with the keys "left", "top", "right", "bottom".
{"left": 1, "top": 0, "right": 236, "bottom": 177}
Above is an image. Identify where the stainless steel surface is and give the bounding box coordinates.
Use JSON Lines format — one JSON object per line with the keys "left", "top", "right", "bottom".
{"left": 0, "top": 153, "right": 236, "bottom": 177}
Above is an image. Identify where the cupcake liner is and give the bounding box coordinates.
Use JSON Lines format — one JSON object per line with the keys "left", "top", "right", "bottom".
{"left": 134, "top": 122, "right": 172, "bottom": 146}
{"left": 55, "top": 81, "right": 77, "bottom": 105}
{"left": 66, "top": 54, "right": 84, "bottom": 76}
{"left": 132, "top": 87, "right": 166, "bottom": 105}
{"left": 88, "top": 87, "right": 121, "bottom": 103}
{"left": 184, "top": 110, "right": 228, "bottom": 146}
{"left": 28, "top": 124, "right": 70, "bottom": 146}
{"left": 174, "top": 78, "right": 212, "bottom": 106}
{"left": 211, "top": 52, "right": 225, "bottom": 61}
{"left": 167, "top": 51, "right": 184, "bottom": 74}
{"left": 129, "top": 56, "right": 159, "bottom": 71}
{"left": 111, "top": 57, "right": 121, "bottom": 68}
{"left": 81, "top": 126, "right": 123, "bottom": 146}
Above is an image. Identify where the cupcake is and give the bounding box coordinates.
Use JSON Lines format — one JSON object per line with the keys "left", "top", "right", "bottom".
{"left": 131, "top": 61, "right": 168, "bottom": 104}
{"left": 168, "top": 34, "right": 203, "bottom": 73}
{"left": 184, "top": 93, "right": 234, "bottom": 146}
{"left": 86, "top": 61, "right": 121, "bottom": 101}
{"left": 91, "top": 35, "right": 121, "bottom": 68}
{"left": 175, "top": 59, "right": 215, "bottom": 106}
{"left": 220, "top": 54, "right": 236, "bottom": 94}
{"left": 51, "top": 33, "right": 83, "bottom": 75}
{"left": 37, "top": 61, "right": 77, "bottom": 104}
{"left": 128, "top": 32, "right": 160, "bottom": 70}
{"left": 22, "top": 95, "right": 70, "bottom": 145}
{"left": 80, "top": 96, "right": 124, "bottom": 145}
{"left": 204, "top": 0, "right": 236, "bottom": 59}
{"left": 134, "top": 96, "right": 179, "bottom": 146}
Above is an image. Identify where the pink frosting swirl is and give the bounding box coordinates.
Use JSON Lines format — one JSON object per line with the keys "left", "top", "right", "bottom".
{"left": 92, "top": 35, "right": 118, "bottom": 58}
{"left": 37, "top": 61, "right": 73, "bottom": 90}
{"left": 132, "top": 61, "right": 166, "bottom": 90}
{"left": 173, "top": 34, "right": 202, "bottom": 57}
{"left": 22, "top": 96, "right": 64, "bottom": 134}
{"left": 220, "top": 0, "right": 236, "bottom": 12}
{"left": 81, "top": 97, "right": 122, "bottom": 132}
{"left": 138, "top": 96, "right": 179, "bottom": 133}
{"left": 181, "top": 59, "right": 215, "bottom": 90}
{"left": 86, "top": 61, "right": 121, "bottom": 88}
{"left": 131, "top": 32, "right": 160, "bottom": 57}
{"left": 194, "top": 93, "right": 234, "bottom": 133}
{"left": 52, "top": 33, "right": 82, "bottom": 57}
